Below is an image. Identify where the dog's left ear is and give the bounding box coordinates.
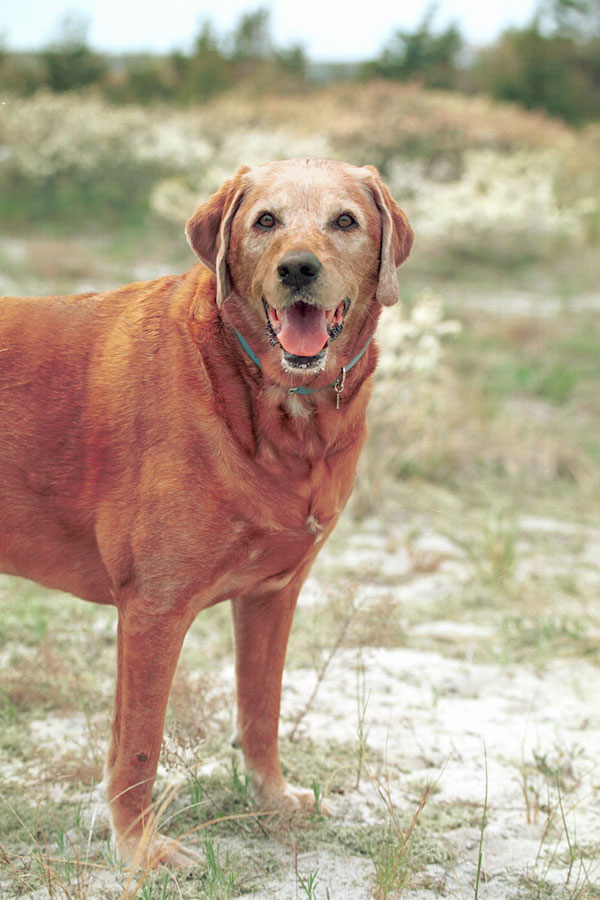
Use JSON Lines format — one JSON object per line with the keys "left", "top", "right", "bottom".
{"left": 362, "top": 165, "right": 414, "bottom": 307}
{"left": 186, "top": 165, "right": 250, "bottom": 306}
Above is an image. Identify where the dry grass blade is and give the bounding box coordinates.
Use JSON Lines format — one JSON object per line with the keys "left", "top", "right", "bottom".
{"left": 474, "top": 743, "right": 488, "bottom": 900}
{"left": 287, "top": 592, "right": 362, "bottom": 742}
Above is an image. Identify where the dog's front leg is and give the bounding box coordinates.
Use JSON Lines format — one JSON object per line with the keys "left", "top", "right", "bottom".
{"left": 231, "top": 574, "right": 329, "bottom": 815}
{"left": 105, "top": 602, "right": 199, "bottom": 868}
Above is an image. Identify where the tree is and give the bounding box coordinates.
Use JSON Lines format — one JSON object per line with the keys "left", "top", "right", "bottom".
{"left": 231, "top": 8, "right": 273, "bottom": 61}
{"left": 275, "top": 44, "right": 307, "bottom": 81}
{"left": 182, "top": 21, "right": 234, "bottom": 101}
{"left": 540, "top": 0, "right": 600, "bottom": 38}
{"left": 227, "top": 8, "right": 306, "bottom": 89}
{"left": 362, "top": 5, "right": 463, "bottom": 89}
{"left": 473, "top": 14, "right": 600, "bottom": 124}
{"left": 41, "top": 13, "right": 106, "bottom": 92}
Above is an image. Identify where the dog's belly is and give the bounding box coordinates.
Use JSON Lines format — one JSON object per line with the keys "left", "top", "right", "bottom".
{"left": 0, "top": 480, "right": 115, "bottom": 604}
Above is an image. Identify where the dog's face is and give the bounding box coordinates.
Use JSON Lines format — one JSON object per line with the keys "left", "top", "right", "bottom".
{"left": 187, "top": 158, "right": 413, "bottom": 377}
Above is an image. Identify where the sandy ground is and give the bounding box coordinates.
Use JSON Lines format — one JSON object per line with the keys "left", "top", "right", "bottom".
{"left": 236, "top": 516, "right": 600, "bottom": 899}
{"left": 4, "top": 511, "right": 598, "bottom": 899}
{"left": 270, "top": 648, "right": 600, "bottom": 898}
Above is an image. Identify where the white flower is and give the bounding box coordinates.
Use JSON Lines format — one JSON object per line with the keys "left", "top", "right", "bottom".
{"left": 377, "top": 289, "right": 461, "bottom": 380}
{"left": 389, "top": 149, "right": 586, "bottom": 251}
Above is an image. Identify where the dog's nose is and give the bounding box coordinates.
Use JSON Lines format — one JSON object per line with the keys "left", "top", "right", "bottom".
{"left": 277, "top": 251, "right": 321, "bottom": 289}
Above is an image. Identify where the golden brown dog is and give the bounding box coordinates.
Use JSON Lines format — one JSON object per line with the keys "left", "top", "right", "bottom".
{"left": 0, "top": 158, "right": 413, "bottom": 866}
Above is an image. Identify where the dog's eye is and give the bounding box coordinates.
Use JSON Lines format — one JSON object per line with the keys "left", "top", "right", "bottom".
{"left": 336, "top": 213, "right": 356, "bottom": 229}
{"left": 256, "top": 212, "right": 276, "bottom": 229}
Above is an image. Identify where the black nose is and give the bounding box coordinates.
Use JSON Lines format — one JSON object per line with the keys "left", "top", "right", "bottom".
{"left": 277, "top": 251, "right": 322, "bottom": 289}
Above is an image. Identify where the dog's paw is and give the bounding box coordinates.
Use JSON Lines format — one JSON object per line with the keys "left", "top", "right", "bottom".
{"left": 257, "top": 781, "right": 333, "bottom": 817}
{"left": 118, "top": 831, "right": 201, "bottom": 870}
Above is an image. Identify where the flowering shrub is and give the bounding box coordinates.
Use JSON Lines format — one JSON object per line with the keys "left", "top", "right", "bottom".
{"left": 377, "top": 289, "right": 461, "bottom": 379}
{"left": 352, "top": 289, "right": 462, "bottom": 515}
{"left": 387, "top": 149, "right": 592, "bottom": 259}
{"left": 149, "top": 128, "right": 335, "bottom": 221}
{"left": 0, "top": 93, "right": 334, "bottom": 224}
{"left": 0, "top": 88, "right": 596, "bottom": 258}
{"left": 1, "top": 93, "right": 212, "bottom": 182}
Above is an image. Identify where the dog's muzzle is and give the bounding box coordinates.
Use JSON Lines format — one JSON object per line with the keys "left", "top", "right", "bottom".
{"left": 264, "top": 298, "right": 349, "bottom": 370}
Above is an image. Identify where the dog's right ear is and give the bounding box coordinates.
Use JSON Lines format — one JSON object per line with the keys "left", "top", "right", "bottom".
{"left": 186, "top": 166, "right": 250, "bottom": 306}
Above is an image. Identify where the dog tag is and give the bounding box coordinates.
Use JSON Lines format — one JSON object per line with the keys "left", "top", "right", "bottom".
{"left": 333, "top": 366, "right": 347, "bottom": 409}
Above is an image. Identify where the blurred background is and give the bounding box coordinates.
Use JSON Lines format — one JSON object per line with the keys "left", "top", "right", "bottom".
{"left": 1, "top": 3, "right": 600, "bottom": 898}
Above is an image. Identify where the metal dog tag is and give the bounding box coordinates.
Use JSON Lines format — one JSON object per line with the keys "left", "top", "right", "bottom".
{"left": 333, "top": 366, "right": 347, "bottom": 409}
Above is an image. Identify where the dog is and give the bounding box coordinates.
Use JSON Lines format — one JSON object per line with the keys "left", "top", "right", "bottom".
{"left": 0, "top": 158, "right": 413, "bottom": 866}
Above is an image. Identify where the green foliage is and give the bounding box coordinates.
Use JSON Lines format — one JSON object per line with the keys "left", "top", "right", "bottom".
{"left": 230, "top": 7, "right": 272, "bottom": 61}
{"left": 370, "top": 824, "right": 414, "bottom": 898}
{"left": 275, "top": 44, "right": 307, "bottom": 80}
{"left": 296, "top": 867, "right": 320, "bottom": 899}
{"left": 202, "top": 838, "right": 237, "bottom": 899}
{"left": 41, "top": 12, "right": 107, "bottom": 93}
{"left": 185, "top": 23, "right": 235, "bottom": 102}
{"left": 1, "top": 2, "right": 599, "bottom": 124}
{"left": 541, "top": 0, "right": 600, "bottom": 39}
{"left": 0, "top": 7, "right": 305, "bottom": 105}
{"left": 472, "top": 23, "right": 600, "bottom": 124}
{"left": 361, "top": 5, "right": 463, "bottom": 89}
{"left": 469, "top": 0, "right": 600, "bottom": 124}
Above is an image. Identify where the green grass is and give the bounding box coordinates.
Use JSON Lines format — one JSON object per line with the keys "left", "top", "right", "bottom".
{"left": 450, "top": 313, "right": 600, "bottom": 410}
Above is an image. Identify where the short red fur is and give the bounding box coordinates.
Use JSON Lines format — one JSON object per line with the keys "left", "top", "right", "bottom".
{"left": 0, "top": 158, "right": 413, "bottom": 867}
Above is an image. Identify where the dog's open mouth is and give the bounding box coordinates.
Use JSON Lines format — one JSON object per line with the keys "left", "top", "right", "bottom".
{"left": 264, "top": 299, "right": 349, "bottom": 369}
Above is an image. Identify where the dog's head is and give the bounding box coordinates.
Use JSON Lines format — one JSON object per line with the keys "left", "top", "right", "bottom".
{"left": 186, "top": 158, "right": 413, "bottom": 377}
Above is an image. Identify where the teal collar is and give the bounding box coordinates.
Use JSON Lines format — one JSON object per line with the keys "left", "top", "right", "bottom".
{"left": 232, "top": 327, "right": 375, "bottom": 408}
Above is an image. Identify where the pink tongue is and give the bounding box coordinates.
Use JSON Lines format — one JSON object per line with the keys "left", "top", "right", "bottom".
{"left": 277, "top": 304, "right": 329, "bottom": 357}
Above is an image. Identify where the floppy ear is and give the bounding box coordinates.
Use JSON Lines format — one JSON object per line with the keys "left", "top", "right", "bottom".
{"left": 362, "top": 165, "right": 414, "bottom": 307}
{"left": 186, "top": 165, "right": 250, "bottom": 306}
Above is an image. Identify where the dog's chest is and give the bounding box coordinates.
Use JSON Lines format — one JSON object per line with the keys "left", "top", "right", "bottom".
{"left": 210, "top": 514, "right": 329, "bottom": 602}
{"left": 205, "top": 451, "right": 355, "bottom": 600}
